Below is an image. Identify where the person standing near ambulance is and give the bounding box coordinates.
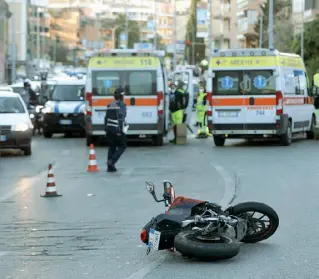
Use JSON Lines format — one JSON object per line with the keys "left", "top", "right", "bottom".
{"left": 104, "top": 87, "right": 127, "bottom": 172}
{"left": 196, "top": 80, "right": 211, "bottom": 138}
{"left": 169, "top": 82, "right": 184, "bottom": 144}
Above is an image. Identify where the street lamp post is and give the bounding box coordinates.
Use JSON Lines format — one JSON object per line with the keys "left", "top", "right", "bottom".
{"left": 173, "top": 0, "right": 177, "bottom": 70}
{"left": 268, "top": 0, "right": 274, "bottom": 49}
{"left": 208, "top": 0, "right": 213, "bottom": 63}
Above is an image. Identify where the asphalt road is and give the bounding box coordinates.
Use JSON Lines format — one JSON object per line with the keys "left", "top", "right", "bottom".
{"left": 0, "top": 132, "right": 318, "bottom": 279}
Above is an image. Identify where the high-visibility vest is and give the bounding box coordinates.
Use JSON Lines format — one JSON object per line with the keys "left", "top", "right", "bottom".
{"left": 196, "top": 92, "right": 207, "bottom": 111}
{"left": 314, "top": 73, "right": 319, "bottom": 87}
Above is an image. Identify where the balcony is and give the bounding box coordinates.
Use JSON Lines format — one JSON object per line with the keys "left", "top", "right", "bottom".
{"left": 212, "top": 28, "right": 231, "bottom": 40}
{"left": 303, "top": 9, "right": 319, "bottom": 22}
{"left": 214, "top": 10, "right": 232, "bottom": 19}
{"left": 237, "top": 0, "right": 259, "bottom": 11}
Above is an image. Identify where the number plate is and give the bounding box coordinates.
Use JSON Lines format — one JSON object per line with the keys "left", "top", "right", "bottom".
{"left": 148, "top": 228, "right": 161, "bottom": 250}
{"left": 218, "top": 111, "right": 238, "bottom": 117}
{"left": 142, "top": 112, "right": 152, "bottom": 117}
{"left": 59, "top": 119, "right": 72, "bottom": 125}
{"left": 0, "top": 135, "right": 6, "bottom": 142}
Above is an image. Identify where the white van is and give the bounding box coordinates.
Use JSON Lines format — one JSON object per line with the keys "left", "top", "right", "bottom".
{"left": 42, "top": 79, "right": 86, "bottom": 138}
{"left": 206, "top": 48, "right": 315, "bottom": 146}
{"left": 84, "top": 49, "right": 170, "bottom": 146}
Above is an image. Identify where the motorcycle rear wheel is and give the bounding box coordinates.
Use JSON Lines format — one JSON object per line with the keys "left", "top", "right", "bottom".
{"left": 174, "top": 232, "right": 240, "bottom": 261}
{"left": 229, "top": 202, "right": 279, "bottom": 244}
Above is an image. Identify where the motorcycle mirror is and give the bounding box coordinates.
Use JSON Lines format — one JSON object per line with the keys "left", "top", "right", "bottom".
{"left": 145, "top": 181, "right": 155, "bottom": 194}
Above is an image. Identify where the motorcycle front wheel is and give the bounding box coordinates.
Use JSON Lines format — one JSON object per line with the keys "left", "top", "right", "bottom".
{"left": 229, "top": 202, "right": 279, "bottom": 244}
{"left": 174, "top": 231, "right": 240, "bottom": 261}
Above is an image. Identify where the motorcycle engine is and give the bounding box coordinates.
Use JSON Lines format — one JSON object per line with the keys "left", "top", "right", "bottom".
{"left": 221, "top": 225, "right": 236, "bottom": 239}
{"left": 220, "top": 217, "right": 247, "bottom": 241}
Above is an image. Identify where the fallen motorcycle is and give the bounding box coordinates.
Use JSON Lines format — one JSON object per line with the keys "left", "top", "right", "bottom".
{"left": 140, "top": 180, "right": 279, "bottom": 261}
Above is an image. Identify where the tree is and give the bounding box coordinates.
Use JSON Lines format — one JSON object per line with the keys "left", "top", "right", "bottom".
{"left": 254, "top": 0, "right": 294, "bottom": 52}
{"left": 292, "top": 17, "right": 319, "bottom": 83}
{"left": 103, "top": 14, "right": 140, "bottom": 48}
{"left": 148, "top": 33, "right": 166, "bottom": 50}
{"left": 184, "top": 0, "right": 206, "bottom": 64}
{"left": 47, "top": 38, "right": 69, "bottom": 64}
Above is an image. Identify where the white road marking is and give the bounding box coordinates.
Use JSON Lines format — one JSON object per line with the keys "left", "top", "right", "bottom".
{"left": 211, "top": 163, "right": 238, "bottom": 210}
{"left": 124, "top": 255, "right": 166, "bottom": 279}
{"left": 0, "top": 164, "right": 57, "bottom": 203}
{"left": 0, "top": 252, "right": 9, "bottom": 257}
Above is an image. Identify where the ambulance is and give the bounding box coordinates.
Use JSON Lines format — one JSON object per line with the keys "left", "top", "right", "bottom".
{"left": 206, "top": 48, "right": 316, "bottom": 146}
{"left": 84, "top": 49, "right": 194, "bottom": 146}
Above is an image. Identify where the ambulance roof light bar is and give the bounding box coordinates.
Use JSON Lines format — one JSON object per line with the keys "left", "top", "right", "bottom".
{"left": 92, "top": 49, "right": 165, "bottom": 57}
{"left": 212, "top": 48, "right": 279, "bottom": 57}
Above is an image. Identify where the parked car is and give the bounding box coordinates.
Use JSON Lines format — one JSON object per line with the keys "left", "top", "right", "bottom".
{"left": 0, "top": 91, "right": 33, "bottom": 155}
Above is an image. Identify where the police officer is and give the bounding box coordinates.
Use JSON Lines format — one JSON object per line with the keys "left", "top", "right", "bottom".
{"left": 196, "top": 80, "right": 211, "bottom": 138}
{"left": 104, "top": 86, "right": 127, "bottom": 172}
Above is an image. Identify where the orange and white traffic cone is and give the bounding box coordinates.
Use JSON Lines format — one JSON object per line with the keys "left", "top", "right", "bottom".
{"left": 87, "top": 144, "right": 99, "bottom": 172}
{"left": 41, "top": 164, "right": 62, "bottom": 197}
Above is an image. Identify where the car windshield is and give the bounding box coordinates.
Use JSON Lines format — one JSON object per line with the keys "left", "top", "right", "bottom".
{"left": 11, "top": 86, "right": 24, "bottom": 94}
{"left": 0, "top": 96, "right": 25, "bottom": 113}
{"left": 51, "top": 85, "right": 85, "bottom": 101}
{"left": 91, "top": 70, "right": 157, "bottom": 96}
{"left": 213, "top": 70, "right": 276, "bottom": 95}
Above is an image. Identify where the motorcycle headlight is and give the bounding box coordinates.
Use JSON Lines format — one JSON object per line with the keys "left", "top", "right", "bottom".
{"left": 12, "top": 123, "right": 29, "bottom": 132}
{"left": 30, "top": 113, "right": 35, "bottom": 119}
{"left": 36, "top": 105, "right": 44, "bottom": 113}
{"left": 43, "top": 107, "right": 52, "bottom": 113}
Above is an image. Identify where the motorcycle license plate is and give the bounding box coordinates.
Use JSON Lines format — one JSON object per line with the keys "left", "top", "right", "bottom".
{"left": 148, "top": 228, "right": 161, "bottom": 250}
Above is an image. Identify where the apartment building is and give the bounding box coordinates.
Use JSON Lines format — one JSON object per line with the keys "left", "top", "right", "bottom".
{"left": 47, "top": 0, "right": 174, "bottom": 48}
{"left": 0, "top": 0, "right": 11, "bottom": 84}
{"left": 236, "top": 0, "right": 261, "bottom": 48}
{"left": 28, "top": 5, "right": 51, "bottom": 60}
{"left": 211, "top": 0, "right": 237, "bottom": 49}
{"left": 5, "top": 0, "right": 28, "bottom": 63}
{"left": 304, "top": 0, "right": 319, "bottom": 21}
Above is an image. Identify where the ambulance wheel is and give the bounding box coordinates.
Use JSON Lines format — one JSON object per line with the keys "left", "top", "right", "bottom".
{"left": 280, "top": 120, "right": 292, "bottom": 146}
{"left": 306, "top": 115, "right": 316, "bottom": 139}
{"left": 213, "top": 136, "right": 225, "bottom": 147}
{"left": 152, "top": 135, "right": 164, "bottom": 146}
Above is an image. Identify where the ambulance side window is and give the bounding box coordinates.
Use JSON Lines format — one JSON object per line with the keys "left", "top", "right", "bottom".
{"left": 293, "top": 70, "right": 306, "bottom": 95}
{"left": 92, "top": 71, "right": 121, "bottom": 96}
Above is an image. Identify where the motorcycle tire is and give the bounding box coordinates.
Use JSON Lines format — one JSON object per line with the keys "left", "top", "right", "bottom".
{"left": 229, "top": 202, "right": 279, "bottom": 244}
{"left": 174, "top": 232, "right": 240, "bottom": 261}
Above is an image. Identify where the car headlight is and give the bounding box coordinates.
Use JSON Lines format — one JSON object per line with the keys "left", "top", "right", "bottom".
{"left": 12, "top": 123, "right": 29, "bottom": 132}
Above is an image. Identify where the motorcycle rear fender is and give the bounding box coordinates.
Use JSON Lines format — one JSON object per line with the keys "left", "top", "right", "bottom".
{"left": 142, "top": 213, "right": 185, "bottom": 250}
{"left": 167, "top": 196, "right": 207, "bottom": 216}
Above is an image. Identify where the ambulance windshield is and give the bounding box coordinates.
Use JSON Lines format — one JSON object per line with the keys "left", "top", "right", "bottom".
{"left": 91, "top": 70, "right": 157, "bottom": 96}
{"left": 213, "top": 70, "right": 276, "bottom": 95}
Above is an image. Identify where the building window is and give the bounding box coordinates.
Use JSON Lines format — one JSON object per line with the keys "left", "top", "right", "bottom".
{"left": 224, "top": 39, "right": 230, "bottom": 48}
{"left": 247, "top": 10, "right": 258, "bottom": 24}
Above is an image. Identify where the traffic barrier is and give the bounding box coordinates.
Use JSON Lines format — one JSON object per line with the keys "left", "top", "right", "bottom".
{"left": 87, "top": 144, "right": 99, "bottom": 172}
{"left": 41, "top": 164, "right": 62, "bottom": 198}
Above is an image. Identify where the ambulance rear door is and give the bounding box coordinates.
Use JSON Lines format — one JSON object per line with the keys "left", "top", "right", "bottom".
{"left": 172, "top": 69, "right": 194, "bottom": 126}
{"left": 211, "top": 70, "right": 246, "bottom": 132}
{"left": 90, "top": 70, "right": 159, "bottom": 135}
{"left": 241, "top": 69, "right": 277, "bottom": 132}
